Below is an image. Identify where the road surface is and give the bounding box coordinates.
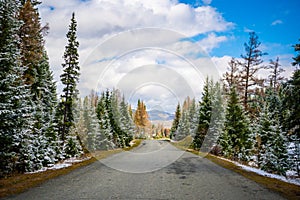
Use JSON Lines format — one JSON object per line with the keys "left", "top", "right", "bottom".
{"left": 5, "top": 140, "right": 285, "bottom": 200}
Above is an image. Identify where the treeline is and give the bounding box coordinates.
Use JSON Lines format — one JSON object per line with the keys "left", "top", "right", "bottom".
{"left": 0, "top": 0, "right": 135, "bottom": 177}
{"left": 171, "top": 32, "right": 300, "bottom": 176}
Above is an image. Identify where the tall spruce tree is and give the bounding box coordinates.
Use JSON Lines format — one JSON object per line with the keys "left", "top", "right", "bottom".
{"left": 193, "top": 77, "right": 212, "bottom": 150}
{"left": 59, "top": 12, "right": 80, "bottom": 143}
{"left": 18, "top": 0, "right": 58, "bottom": 167}
{"left": 0, "top": 0, "right": 34, "bottom": 175}
{"left": 255, "top": 100, "right": 289, "bottom": 175}
{"left": 170, "top": 103, "right": 181, "bottom": 139}
{"left": 221, "top": 86, "right": 252, "bottom": 161}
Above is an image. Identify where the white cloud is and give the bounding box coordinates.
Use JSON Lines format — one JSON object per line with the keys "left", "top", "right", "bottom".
{"left": 202, "top": 0, "right": 212, "bottom": 5}
{"left": 271, "top": 19, "right": 283, "bottom": 26}
{"left": 38, "top": 0, "right": 233, "bottom": 112}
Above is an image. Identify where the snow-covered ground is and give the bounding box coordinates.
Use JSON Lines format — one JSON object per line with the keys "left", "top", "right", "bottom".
{"left": 25, "top": 157, "right": 91, "bottom": 174}
{"left": 216, "top": 156, "right": 300, "bottom": 186}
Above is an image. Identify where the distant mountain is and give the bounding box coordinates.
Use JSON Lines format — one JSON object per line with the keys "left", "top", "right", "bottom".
{"left": 147, "top": 109, "right": 174, "bottom": 121}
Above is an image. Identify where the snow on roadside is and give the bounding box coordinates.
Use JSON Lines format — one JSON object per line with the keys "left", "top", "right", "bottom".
{"left": 215, "top": 156, "right": 300, "bottom": 186}
{"left": 25, "top": 156, "right": 91, "bottom": 174}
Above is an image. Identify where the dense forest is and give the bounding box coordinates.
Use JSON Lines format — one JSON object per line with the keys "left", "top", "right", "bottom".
{"left": 170, "top": 32, "right": 300, "bottom": 176}
{"left": 0, "top": 0, "right": 299, "bottom": 180}
{"left": 0, "top": 0, "right": 136, "bottom": 177}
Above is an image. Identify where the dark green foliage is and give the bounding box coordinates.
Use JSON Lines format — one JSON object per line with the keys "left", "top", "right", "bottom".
{"left": 59, "top": 12, "right": 80, "bottom": 143}
{"left": 292, "top": 39, "right": 300, "bottom": 67}
{"left": 256, "top": 96, "right": 289, "bottom": 175}
{"left": 220, "top": 86, "right": 252, "bottom": 161}
{"left": 170, "top": 103, "right": 181, "bottom": 139}
{"left": 0, "top": 0, "right": 33, "bottom": 176}
{"left": 193, "top": 78, "right": 212, "bottom": 150}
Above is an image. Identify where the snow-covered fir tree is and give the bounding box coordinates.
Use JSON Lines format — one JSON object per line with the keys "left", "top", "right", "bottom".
{"left": 220, "top": 86, "right": 253, "bottom": 161}
{"left": 0, "top": 0, "right": 34, "bottom": 175}
{"left": 204, "top": 82, "right": 225, "bottom": 153}
{"left": 119, "top": 95, "right": 134, "bottom": 146}
{"left": 170, "top": 103, "right": 181, "bottom": 139}
{"left": 193, "top": 77, "right": 212, "bottom": 150}
{"left": 255, "top": 102, "right": 289, "bottom": 175}
{"left": 58, "top": 12, "right": 81, "bottom": 156}
{"left": 174, "top": 109, "right": 190, "bottom": 141}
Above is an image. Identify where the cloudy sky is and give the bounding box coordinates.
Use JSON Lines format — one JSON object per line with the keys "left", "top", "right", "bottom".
{"left": 38, "top": 0, "right": 300, "bottom": 113}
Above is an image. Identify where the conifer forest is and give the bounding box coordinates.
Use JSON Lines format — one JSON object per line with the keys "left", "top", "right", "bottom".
{"left": 0, "top": 0, "right": 300, "bottom": 184}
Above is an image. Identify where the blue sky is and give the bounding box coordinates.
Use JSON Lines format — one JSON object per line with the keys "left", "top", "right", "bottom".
{"left": 181, "top": 0, "right": 300, "bottom": 61}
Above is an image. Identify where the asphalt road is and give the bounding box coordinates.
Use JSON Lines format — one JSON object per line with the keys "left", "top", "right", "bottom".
{"left": 5, "top": 140, "right": 285, "bottom": 200}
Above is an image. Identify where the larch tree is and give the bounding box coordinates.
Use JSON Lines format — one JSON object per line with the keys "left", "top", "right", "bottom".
{"left": 240, "top": 32, "right": 267, "bottom": 112}
{"left": 59, "top": 12, "right": 80, "bottom": 144}
{"left": 223, "top": 57, "right": 242, "bottom": 94}
{"left": 18, "top": 1, "right": 58, "bottom": 165}
{"left": 268, "top": 57, "right": 285, "bottom": 91}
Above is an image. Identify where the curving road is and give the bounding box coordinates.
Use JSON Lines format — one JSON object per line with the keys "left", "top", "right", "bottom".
{"left": 5, "top": 140, "right": 285, "bottom": 200}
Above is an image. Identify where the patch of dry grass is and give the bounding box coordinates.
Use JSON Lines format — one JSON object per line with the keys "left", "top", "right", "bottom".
{"left": 171, "top": 138, "right": 300, "bottom": 200}
{"left": 0, "top": 148, "right": 127, "bottom": 198}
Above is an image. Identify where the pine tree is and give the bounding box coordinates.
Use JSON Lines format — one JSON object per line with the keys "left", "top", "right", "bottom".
{"left": 0, "top": 0, "right": 34, "bottom": 175}
{"left": 221, "top": 86, "right": 252, "bottom": 161}
{"left": 193, "top": 77, "right": 212, "bottom": 150}
{"left": 170, "top": 103, "right": 181, "bottom": 139}
{"left": 59, "top": 12, "right": 80, "bottom": 144}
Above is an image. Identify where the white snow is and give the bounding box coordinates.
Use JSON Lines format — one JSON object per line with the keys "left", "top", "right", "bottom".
{"left": 25, "top": 156, "right": 91, "bottom": 174}
{"left": 215, "top": 155, "right": 300, "bottom": 186}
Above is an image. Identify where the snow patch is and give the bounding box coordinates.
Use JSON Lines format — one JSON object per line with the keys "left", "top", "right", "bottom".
{"left": 215, "top": 156, "right": 300, "bottom": 186}
{"left": 25, "top": 156, "right": 91, "bottom": 174}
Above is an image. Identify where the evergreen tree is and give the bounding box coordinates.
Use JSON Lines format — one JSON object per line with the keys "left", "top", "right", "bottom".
{"left": 193, "top": 77, "right": 212, "bottom": 150}
{"left": 18, "top": 0, "right": 58, "bottom": 168}
{"left": 188, "top": 98, "right": 198, "bottom": 136}
{"left": 0, "top": 0, "right": 34, "bottom": 175}
{"left": 119, "top": 95, "right": 134, "bottom": 146}
{"left": 282, "top": 68, "right": 300, "bottom": 175}
{"left": 96, "top": 92, "right": 113, "bottom": 149}
{"left": 170, "top": 103, "right": 181, "bottom": 139}
{"left": 292, "top": 38, "right": 300, "bottom": 67}
{"left": 255, "top": 101, "right": 289, "bottom": 175}
{"left": 205, "top": 82, "right": 225, "bottom": 153}
{"left": 59, "top": 12, "right": 80, "bottom": 143}
{"left": 221, "top": 86, "right": 252, "bottom": 161}
{"left": 175, "top": 110, "right": 190, "bottom": 141}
